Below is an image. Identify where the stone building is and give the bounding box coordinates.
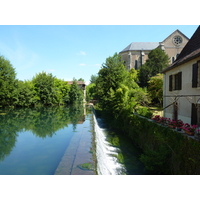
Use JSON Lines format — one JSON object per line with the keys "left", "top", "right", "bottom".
{"left": 162, "top": 26, "right": 200, "bottom": 125}
{"left": 120, "top": 29, "right": 189, "bottom": 70}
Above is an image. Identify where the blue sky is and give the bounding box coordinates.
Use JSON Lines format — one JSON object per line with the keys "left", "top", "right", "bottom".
{"left": 0, "top": 25, "right": 199, "bottom": 84}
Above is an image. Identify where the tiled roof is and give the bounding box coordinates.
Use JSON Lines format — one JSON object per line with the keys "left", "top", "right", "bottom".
{"left": 163, "top": 26, "right": 200, "bottom": 73}
{"left": 120, "top": 42, "right": 159, "bottom": 53}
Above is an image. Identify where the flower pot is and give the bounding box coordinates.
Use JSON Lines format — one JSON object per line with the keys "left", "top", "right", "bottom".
{"left": 168, "top": 125, "right": 176, "bottom": 129}
{"left": 184, "top": 130, "right": 194, "bottom": 136}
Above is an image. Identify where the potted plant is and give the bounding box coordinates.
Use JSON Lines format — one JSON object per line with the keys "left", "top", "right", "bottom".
{"left": 152, "top": 115, "right": 160, "bottom": 123}
{"left": 175, "top": 119, "right": 184, "bottom": 131}
{"left": 167, "top": 119, "right": 176, "bottom": 129}
{"left": 182, "top": 123, "right": 197, "bottom": 136}
{"left": 157, "top": 117, "right": 168, "bottom": 126}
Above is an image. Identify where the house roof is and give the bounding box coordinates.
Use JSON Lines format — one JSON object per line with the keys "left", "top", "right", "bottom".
{"left": 67, "top": 81, "right": 86, "bottom": 86}
{"left": 120, "top": 42, "right": 159, "bottom": 53}
{"left": 163, "top": 26, "right": 200, "bottom": 73}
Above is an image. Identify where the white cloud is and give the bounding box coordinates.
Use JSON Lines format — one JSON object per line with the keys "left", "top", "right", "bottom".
{"left": 77, "top": 51, "right": 86, "bottom": 56}
{"left": 79, "top": 63, "right": 86, "bottom": 66}
{"left": 47, "top": 69, "right": 55, "bottom": 72}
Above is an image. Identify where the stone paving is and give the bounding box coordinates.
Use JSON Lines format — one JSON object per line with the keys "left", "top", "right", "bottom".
{"left": 54, "top": 124, "right": 95, "bottom": 175}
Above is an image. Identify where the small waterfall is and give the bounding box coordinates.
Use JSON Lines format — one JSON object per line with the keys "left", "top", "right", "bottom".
{"left": 93, "top": 114, "right": 126, "bottom": 175}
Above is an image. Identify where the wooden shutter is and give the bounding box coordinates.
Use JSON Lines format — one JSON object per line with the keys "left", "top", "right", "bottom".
{"left": 178, "top": 72, "right": 182, "bottom": 90}
{"left": 169, "top": 75, "right": 173, "bottom": 91}
{"left": 191, "top": 103, "right": 197, "bottom": 125}
{"left": 192, "top": 63, "right": 198, "bottom": 88}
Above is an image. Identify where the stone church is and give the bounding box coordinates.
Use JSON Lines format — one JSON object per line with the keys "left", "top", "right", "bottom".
{"left": 119, "top": 29, "right": 189, "bottom": 70}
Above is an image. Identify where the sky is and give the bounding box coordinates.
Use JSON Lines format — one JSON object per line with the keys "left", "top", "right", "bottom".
{"left": 0, "top": 25, "right": 199, "bottom": 85}
{"left": 0, "top": 1, "right": 199, "bottom": 197}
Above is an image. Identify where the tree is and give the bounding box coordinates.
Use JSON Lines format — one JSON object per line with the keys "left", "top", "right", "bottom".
{"left": 138, "top": 48, "right": 169, "bottom": 87}
{"left": 14, "top": 80, "right": 38, "bottom": 107}
{"left": 78, "top": 78, "right": 85, "bottom": 82}
{"left": 86, "top": 83, "right": 97, "bottom": 102}
{"left": 95, "top": 53, "right": 150, "bottom": 122}
{"left": 0, "top": 55, "right": 17, "bottom": 106}
{"left": 148, "top": 74, "right": 163, "bottom": 106}
{"left": 32, "top": 72, "right": 57, "bottom": 105}
{"left": 90, "top": 74, "right": 98, "bottom": 84}
{"left": 68, "top": 78, "right": 84, "bottom": 104}
{"left": 146, "top": 48, "right": 169, "bottom": 76}
{"left": 54, "top": 78, "right": 70, "bottom": 105}
{"left": 95, "top": 53, "right": 129, "bottom": 112}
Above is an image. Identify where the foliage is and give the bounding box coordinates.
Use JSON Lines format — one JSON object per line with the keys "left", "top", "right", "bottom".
{"left": 68, "top": 79, "right": 84, "bottom": 104}
{"left": 90, "top": 74, "right": 98, "bottom": 84}
{"left": 0, "top": 53, "right": 85, "bottom": 107}
{"left": 138, "top": 48, "right": 169, "bottom": 87}
{"left": 124, "top": 114, "right": 200, "bottom": 174}
{"left": 54, "top": 78, "right": 70, "bottom": 105}
{"left": 0, "top": 55, "right": 17, "bottom": 106}
{"left": 86, "top": 83, "right": 97, "bottom": 102}
{"left": 95, "top": 53, "right": 151, "bottom": 126}
{"left": 14, "top": 80, "right": 38, "bottom": 107}
{"left": 148, "top": 74, "right": 163, "bottom": 105}
{"left": 32, "top": 72, "right": 58, "bottom": 105}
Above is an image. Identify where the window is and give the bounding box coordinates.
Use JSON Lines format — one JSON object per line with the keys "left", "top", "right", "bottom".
{"left": 135, "top": 60, "right": 138, "bottom": 69}
{"left": 169, "top": 72, "right": 182, "bottom": 91}
{"left": 191, "top": 103, "right": 200, "bottom": 126}
{"left": 192, "top": 61, "right": 200, "bottom": 88}
{"left": 173, "top": 36, "right": 183, "bottom": 46}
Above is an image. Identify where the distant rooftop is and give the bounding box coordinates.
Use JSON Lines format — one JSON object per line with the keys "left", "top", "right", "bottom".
{"left": 120, "top": 42, "right": 159, "bottom": 53}
{"left": 67, "top": 81, "right": 86, "bottom": 85}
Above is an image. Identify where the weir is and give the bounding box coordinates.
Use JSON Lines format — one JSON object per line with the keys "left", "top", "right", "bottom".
{"left": 93, "top": 114, "right": 126, "bottom": 175}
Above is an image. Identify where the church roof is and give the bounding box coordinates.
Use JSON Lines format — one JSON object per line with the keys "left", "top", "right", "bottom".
{"left": 163, "top": 26, "right": 200, "bottom": 73}
{"left": 120, "top": 42, "right": 159, "bottom": 53}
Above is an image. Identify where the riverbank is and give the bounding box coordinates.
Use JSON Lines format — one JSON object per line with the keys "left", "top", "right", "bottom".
{"left": 93, "top": 107, "right": 200, "bottom": 175}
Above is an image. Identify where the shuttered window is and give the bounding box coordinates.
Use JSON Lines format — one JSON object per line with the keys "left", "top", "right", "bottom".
{"left": 169, "top": 72, "right": 182, "bottom": 91}
{"left": 178, "top": 72, "right": 182, "bottom": 90}
{"left": 169, "top": 75, "right": 173, "bottom": 91}
{"left": 192, "top": 63, "right": 198, "bottom": 88}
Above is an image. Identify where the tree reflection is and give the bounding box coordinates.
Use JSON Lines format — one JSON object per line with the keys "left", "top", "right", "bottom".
{"left": 0, "top": 105, "right": 85, "bottom": 161}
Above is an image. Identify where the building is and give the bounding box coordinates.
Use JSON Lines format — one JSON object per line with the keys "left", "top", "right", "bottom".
{"left": 120, "top": 30, "right": 189, "bottom": 70}
{"left": 162, "top": 26, "right": 200, "bottom": 125}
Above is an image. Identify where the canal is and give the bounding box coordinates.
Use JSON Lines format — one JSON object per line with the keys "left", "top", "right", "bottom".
{"left": 0, "top": 105, "right": 146, "bottom": 175}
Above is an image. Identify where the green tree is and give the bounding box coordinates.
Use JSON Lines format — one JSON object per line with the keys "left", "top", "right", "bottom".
{"left": 14, "top": 80, "right": 38, "bottom": 107}
{"left": 90, "top": 74, "right": 98, "bottom": 84}
{"left": 138, "top": 48, "right": 169, "bottom": 87}
{"left": 54, "top": 78, "right": 70, "bottom": 105}
{"left": 86, "top": 83, "right": 97, "bottom": 102}
{"left": 148, "top": 74, "right": 163, "bottom": 105}
{"left": 0, "top": 55, "right": 17, "bottom": 107}
{"left": 68, "top": 79, "right": 84, "bottom": 104}
{"left": 78, "top": 78, "right": 85, "bottom": 82}
{"left": 95, "top": 53, "right": 151, "bottom": 122}
{"left": 32, "top": 72, "right": 57, "bottom": 105}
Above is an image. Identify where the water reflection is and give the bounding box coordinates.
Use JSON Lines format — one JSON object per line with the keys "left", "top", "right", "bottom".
{"left": 0, "top": 105, "right": 85, "bottom": 162}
